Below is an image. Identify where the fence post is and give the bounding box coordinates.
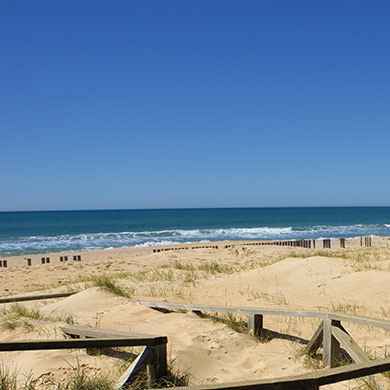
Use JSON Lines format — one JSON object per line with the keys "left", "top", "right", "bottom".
{"left": 148, "top": 343, "right": 167, "bottom": 382}
{"left": 323, "top": 319, "right": 341, "bottom": 368}
{"left": 248, "top": 314, "right": 264, "bottom": 339}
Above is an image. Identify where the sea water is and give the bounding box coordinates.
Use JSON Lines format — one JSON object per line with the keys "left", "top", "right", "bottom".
{"left": 1, "top": 207, "right": 390, "bottom": 255}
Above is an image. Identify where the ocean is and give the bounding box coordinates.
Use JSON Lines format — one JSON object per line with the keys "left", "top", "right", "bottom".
{"left": 1, "top": 207, "right": 390, "bottom": 256}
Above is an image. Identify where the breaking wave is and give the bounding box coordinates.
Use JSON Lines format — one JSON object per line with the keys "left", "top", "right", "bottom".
{"left": 1, "top": 224, "right": 390, "bottom": 255}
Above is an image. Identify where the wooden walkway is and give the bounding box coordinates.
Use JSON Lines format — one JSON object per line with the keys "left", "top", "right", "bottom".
{"left": 1, "top": 294, "right": 390, "bottom": 388}
{"left": 0, "top": 325, "right": 167, "bottom": 389}
{"left": 136, "top": 300, "right": 390, "bottom": 389}
{"left": 159, "top": 358, "right": 390, "bottom": 390}
{"left": 0, "top": 291, "right": 76, "bottom": 304}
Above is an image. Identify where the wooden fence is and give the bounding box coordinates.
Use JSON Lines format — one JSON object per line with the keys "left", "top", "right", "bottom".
{"left": 152, "top": 236, "right": 373, "bottom": 253}
{"left": 135, "top": 300, "right": 390, "bottom": 389}
{"left": 0, "top": 291, "right": 76, "bottom": 304}
{"left": 0, "top": 325, "right": 167, "bottom": 389}
{"left": 1, "top": 292, "right": 389, "bottom": 388}
{"left": 159, "top": 358, "right": 390, "bottom": 390}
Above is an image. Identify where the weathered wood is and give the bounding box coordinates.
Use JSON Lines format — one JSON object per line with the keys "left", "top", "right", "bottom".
{"left": 328, "top": 312, "right": 390, "bottom": 330}
{"left": 62, "top": 325, "right": 167, "bottom": 387}
{"left": 134, "top": 300, "right": 327, "bottom": 320}
{"left": 323, "top": 319, "right": 340, "bottom": 368}
{"left": 331, "top": 326, "right": 369, "bottom": 363}
{"left": 157, "top": 358, "right": 390, "bottom": 390}
{"left": 0, "top": 337, "right": 167, "bottom": 351}
{"left": 149, "top": 343, "right": 168, "bottom": 380}
{"left": 114, "top": 346, "right": 152, "bottom": 389}
{"left": 135, "top": 300, "right": 390, "bottom": 331}
{"left": 60, "top": 325, "right": 160, "bottom": 340}
{"left": 0, "top": 292, "right": 76, "bottom": 304}
{"left": 303, "top": 322, "right": 323, "bottom": 356}
{"left": 330, "top": 326, "right": 382, "bottom": 390}
{"left": 248, "top": 314, "right": 264, "bottom": 339}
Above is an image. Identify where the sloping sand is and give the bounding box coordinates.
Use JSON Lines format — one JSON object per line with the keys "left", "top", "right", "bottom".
{"left": 1, "top": 238, "right": 390, "bottom": 388}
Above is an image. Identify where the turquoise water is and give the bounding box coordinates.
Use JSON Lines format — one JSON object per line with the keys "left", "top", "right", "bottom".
{"left": 1, "top": 207, "right": 390, "bottom": 255}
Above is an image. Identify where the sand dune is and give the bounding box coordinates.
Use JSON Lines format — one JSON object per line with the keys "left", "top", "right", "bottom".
{"left": 1, "top": 238, "right": 390, "bottom": 388}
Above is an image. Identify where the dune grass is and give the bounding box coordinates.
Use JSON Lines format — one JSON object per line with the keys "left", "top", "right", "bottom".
{"left": 0, "top": 365, "right": 17, "bottom": 390}
{"left": 92, "top": 275, "right": 134, "bottom": 298}
{"left": 0, "top": 364, "right": 35, "bottom": 390}
{"left": 57, "top": 364, "right": 113, "bottom": 390}
{"left": 0, "top": 303, "right": 76, "bottom": 333}
{"left": 8, "top": 303, "right": 41, "bottom": 320}
{"left": 199, "top": 312, "right": 247, "bottom": 334}
{"left": 0, "top": 357, "right": 190, "bottom": 390}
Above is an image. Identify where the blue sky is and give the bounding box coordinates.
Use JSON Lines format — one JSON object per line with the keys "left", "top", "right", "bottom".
{"left": 1, "top": 1, "right": 390, "bottom": 211}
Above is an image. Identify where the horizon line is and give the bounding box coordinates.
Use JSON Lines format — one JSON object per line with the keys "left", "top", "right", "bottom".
{"left": 1, "top": 205, "right": 390, "bottom": 213}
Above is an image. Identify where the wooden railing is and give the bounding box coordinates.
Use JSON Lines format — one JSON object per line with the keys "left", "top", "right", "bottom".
{"left": 135, "top": 300, "right": 390, "bottom": 389}
{"left": 0, "top": 291, "right": 76, "bottom": 304}
{"left": 0, "top": 325, "right": 168, "bottom": 389}
{"left": 159, "top": 358, "right": 390, "bottom": 390}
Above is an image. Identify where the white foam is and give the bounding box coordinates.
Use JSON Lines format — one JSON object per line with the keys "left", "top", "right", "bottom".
{"left": 2, "top": 223, "right": 390, "bottom": 255}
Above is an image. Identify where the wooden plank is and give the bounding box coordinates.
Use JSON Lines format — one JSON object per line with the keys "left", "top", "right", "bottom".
{"left": 60, "top": 325, "right": 160, "bottom": 340}
{"left": 331, "top": 327, "right": 382, "bottom": 390}
{"left": 323, "top": 319, "right": 340, "bottom": 368}
{"left": 149, "top": 343, "right": 168, "bottom": 379}
{"left": 157, "top": 358, "right": 390, "bottom": 390}
{"left": 328, "top": 312, "right": 390, "bottom": 330}
{"left": 135, "top": 301, "right": 390, "bottom": 331}
{"left": 134, "top": 300, "right": 327, "bottom": 319}
{"left": 0, "top": 292, "right": 76, "bottom": 304}
{"left": 114, "top": 346, "right": 152, "bottom": 389}
{"left": 331, "top": 326, "right": 369, "bottom": 363}
{"left": 0, "top": 336, "right": 167, "bottom": 351}
{"left": 302, "top": 322, "right": 323, "bottom": 356}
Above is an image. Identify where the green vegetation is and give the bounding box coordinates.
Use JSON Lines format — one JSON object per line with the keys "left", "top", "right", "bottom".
{"left": 123, "top": 357, "right": 190, "bottom": 389}
{"left": 8, "top": 304, "right": 41, "bottom": 320}
{"left": 173, "top": 260, "right": 194, "bottom": 271}
{"left": 57, "top": 365, "right": 113, "bottom": 390}
{"left": 0, "top": 365, "right": 17, "bottom": 390}
{"left": 0, "top": 356, "right": 190, "bottom": 390}
{"left": 0, "top": 365, "right": 35, "bottom": 390}
{"left": 0, "top": 303, "right": 76, "bottom": 333}
{"left": 92, "top": 275, "right": 134, "bottom": 298}
{"left": 197, "top": 262, "right": 233, "bottom": 274}
{"left": 1, "top": 320, "right": 18, "bottom": 331}
{"left": 200, "top": 312, "right": 247, "bottom": 334}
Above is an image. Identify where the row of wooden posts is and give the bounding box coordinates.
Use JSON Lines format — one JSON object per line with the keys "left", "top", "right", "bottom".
{"left": 25, "top": 255, "right": 82, "bottom": 267}
{"left": 237, "top": 237, "right": 370, "bottom": 249}
{"left": 0, "top": 255, "right": 82, "bottom": 268}
{"left": 1, "top": 237, "right": 375, "bottom": 267}
{"left": 361, "top": 236, "right": 372, "bottom": 247}
{"left": 153, "top": 245, "right": 219, "bottom": 253}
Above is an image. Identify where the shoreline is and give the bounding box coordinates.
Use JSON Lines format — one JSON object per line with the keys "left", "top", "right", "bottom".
{"left": 1, "top": 235, "right": 387, "bottom": 268}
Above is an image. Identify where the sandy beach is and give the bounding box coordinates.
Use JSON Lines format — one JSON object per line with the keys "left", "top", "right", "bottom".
{"left": 1, "top": 237, "right": 390, "bottom": 389}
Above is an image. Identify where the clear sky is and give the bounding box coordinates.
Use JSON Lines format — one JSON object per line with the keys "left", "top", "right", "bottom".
{"left": 1, "top": 1, "right": 390, "bottom": 211}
